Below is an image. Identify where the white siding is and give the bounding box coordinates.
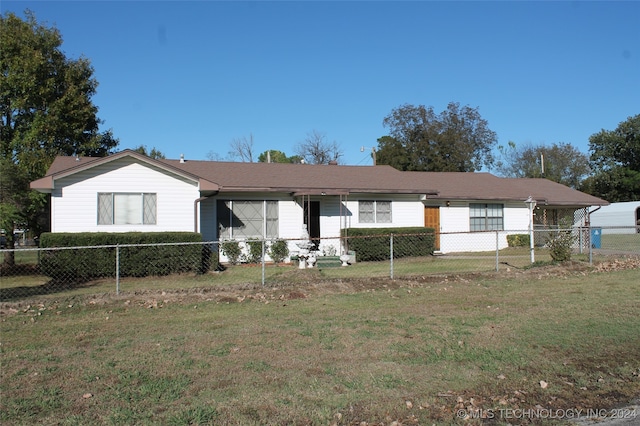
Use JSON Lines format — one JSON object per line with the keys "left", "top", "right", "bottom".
{"left": 435, "top": 201, "right": 533, "bottom": 253}
{"left": 51, "top": 158, "right": 199, "bottom": 233}
{"left": 505, "top": 203, "right": 531, "bottom": 231}
{"left": 345, "top": 195, "right": 424, "bottom": 229}
{"left": 279, "top": 199, "right": 304, "bottom": 239}
{"left": 438, "top": 202, "right": 470, "bottom": 233}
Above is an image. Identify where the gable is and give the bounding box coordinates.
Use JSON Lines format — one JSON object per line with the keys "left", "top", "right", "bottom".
{"left": 31, "top": 150, "right": 218, "bottom": 194}
{"left": 54, "top": 157, "right": 198, "bottom": 192}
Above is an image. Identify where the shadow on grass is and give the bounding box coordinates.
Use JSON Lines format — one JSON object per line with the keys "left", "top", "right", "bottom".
{"left": 0, "top": 277, "right": 98, "bottom": 301}
{"left": 0, "top": 263, "right": 41, "bottom": 276}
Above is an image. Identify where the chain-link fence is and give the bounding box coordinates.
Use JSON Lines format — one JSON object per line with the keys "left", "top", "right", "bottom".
{"left": 1, "top": 227, "right": 638, "bottom": 301}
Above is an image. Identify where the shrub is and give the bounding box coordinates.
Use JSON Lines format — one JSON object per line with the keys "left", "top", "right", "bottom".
{"left": 507, "top": 234, "right": 530, "bottom": 247}
{"left": 39, "top": 232, "right": 204, "bottom": 281}
{"left": 547, "top": 230, "right": 576, "bottom": 262}
{"left": 220, "top": 240, "right": 242, "bottom": 264}
{"left": 268, "top": 239, "right": 289, "bottom": 264}
{"left": 343, "top": 227, "right": 435, "bottom": 262}
{"left": 245, "top": 239, "right": 264, "bottom": 264}
{"left": 199, "top": 243, "right": 220, "bottom": 274}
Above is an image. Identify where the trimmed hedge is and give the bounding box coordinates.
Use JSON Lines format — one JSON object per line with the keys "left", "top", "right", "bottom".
{"left": 39, "top": 232, "right": 214, "bottom": 281}
{"left": 342, "top": 227, "right": 435, "bottom": 262}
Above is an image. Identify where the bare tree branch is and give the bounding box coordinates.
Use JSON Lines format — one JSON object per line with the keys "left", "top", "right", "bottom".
{"left": 228, "top": 133, "right": 255, "bottom": 162}
{"left": 295, "top": 130, "right": 342, "bottom": 165}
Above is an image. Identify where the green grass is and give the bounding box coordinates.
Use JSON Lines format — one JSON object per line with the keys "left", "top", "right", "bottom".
{"left": 601, "top": 233, "right": 640, "bottom": 250}
{"left": 1, "top": 267, "right": 639, "bottom": 425}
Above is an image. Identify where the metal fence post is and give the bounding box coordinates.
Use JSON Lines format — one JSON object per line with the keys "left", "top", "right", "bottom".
{"left": 578, "top": 226, "right": 584, "bottom": 254}
{"left": 261, "top": 239, "right": 266, "bottom": 287}
{"left": 589, "top": 226, "right": 593, "bottom": 266}
{"left": 116, "top": 244, "right": 120, "bottom": 295}
{"left": 495, "top": 230, "right": 500, "bottom": 271}
{"left": 530, "top": 228, "right": 535, "bottom": 264}
{"left": 390, "top": 233, "right": 394, "bottom": 279}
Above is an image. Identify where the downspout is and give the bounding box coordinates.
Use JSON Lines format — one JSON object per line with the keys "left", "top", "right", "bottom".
{"left": 194, "top": 195, "right": 214, "bottom": 233}
{"left": 587, "top": 206, "right": 601, "bottom": 226}
{"left": 586, "top": 206, "right": 602, "bottom": 266}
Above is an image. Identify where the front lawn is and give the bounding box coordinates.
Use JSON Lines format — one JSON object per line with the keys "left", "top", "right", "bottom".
{"left": 1, "top": 266, "right": 638, "bottom": 425}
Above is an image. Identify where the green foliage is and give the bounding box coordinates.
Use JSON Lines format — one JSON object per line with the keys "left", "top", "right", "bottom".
{"left": 546, "top": 230, "right": 576, "bottom": 262}
{"left": 496, "top": 141, "right": 590, "bottom": 189}
{"left": 0, "top": 11, "right": 118, "bottom": 248}
{"left": 132, "top": 145, "right": 165, "bottom": 159}
{"left": 245, "top": 239, "right": 263, "bottom": 264}
{"left": 268, "top": 239, "right": 289, "bottom": 264}
{"left": 343, "top": 227, "right": 435, "bottom": 262}
{"left": 38, "top": 232, "right": 203, "bottom": 281}
{"left": 257, "top": 149, "right": 301, "bottom": 163}
{"left": 580, "top": 167, "right": 640, "bottom": 203}
{"left": 506, "top": 234, "right": 530, "bottom": 247}
{"left": 378, "top": 102, "right": 497, "bottom": 172}
{"left": 582, "top": 114, "right": 640, "bottom": 202}
{"left": 220, "top": 240, "right": 242, "bottom": 264}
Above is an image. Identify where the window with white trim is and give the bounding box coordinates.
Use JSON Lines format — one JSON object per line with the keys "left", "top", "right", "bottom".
{"left": 469, "top": 203, "right": 503, "bottom": 231}
{"left": 98, "top": 193, "right": 157, "bottom": 225}
{"left": 359, "top": 200, "right": 392, "bottom": 223}
{"left": 217, "top": 200, "right": 278, "bottom": 239}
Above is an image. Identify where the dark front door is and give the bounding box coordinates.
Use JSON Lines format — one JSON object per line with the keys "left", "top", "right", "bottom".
{"left": 304, "top": 201, "right": 321, "bottom": 249}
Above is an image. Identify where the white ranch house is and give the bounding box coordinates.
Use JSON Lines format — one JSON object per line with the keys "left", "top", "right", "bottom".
{"left": 31, "top": 150, "right": 608, "bottom": 259}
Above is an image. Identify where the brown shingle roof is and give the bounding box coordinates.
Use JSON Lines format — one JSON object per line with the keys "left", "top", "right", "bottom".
{"left": 32, "top": 150, "right": 608, "bottom": 206}
{"left": 158, "top": 158, "right": 438, "bottom": 194}
{"left": 401, "top": 172, "right": 608, "bottom": 206}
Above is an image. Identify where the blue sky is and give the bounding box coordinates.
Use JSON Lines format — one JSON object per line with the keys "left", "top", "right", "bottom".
{"left": 3, "top": 1, "right": 639, "bottom": 167}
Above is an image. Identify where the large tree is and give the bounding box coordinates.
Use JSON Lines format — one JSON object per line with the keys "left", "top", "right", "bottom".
{"left": 295, "top": 130, "right": 342, "bottom": 164}
{"left": 580, "top": 114, "right": 640, "bottom": 202}
{"left": 1, "top": 11, "right": 118, "bottom": 253}
{"left": 377, "top": 102, "right": 497, "bottom": 172}
{"left": 496, "top": 141, "right": 590, "bottom": 189}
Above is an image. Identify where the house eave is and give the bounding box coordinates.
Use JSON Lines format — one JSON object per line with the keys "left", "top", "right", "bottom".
{"left": 30, "top": 176, "right": 54, "bottom": 193}
{"left": 217, "top": 187, "right": 439, "bottom": 196}
{"left": 198, "top": 178, "right": 220, "bottom": 193}
{"left": 429, "top": 195, "right": 609, "bottom": 207}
